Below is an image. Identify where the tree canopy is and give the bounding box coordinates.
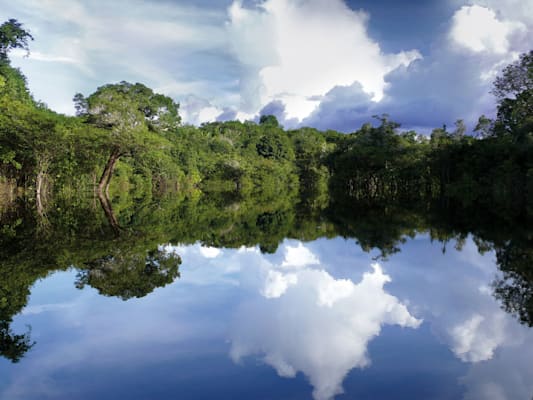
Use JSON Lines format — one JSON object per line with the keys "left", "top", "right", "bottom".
{"left": 493, "top": 51, "right": 533, "bottom": 142}
{"left": 75, "top": 81, "right": 182, "bottom": 193}
{"left": 0, "top": 19, "right": 33, "bottom": 61}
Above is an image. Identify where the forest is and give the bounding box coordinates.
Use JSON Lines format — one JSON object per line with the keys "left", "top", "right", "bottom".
{"left": 0, "top": 19, "right": 532, "bottom": 220}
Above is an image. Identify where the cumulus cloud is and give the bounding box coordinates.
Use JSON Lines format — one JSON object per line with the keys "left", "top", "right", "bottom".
{"left": 180, "top": 95, "right": 224, "bottom": 125}
{"left": 262, "top": 269, "right": 298, "bottom": 298}
{"left": 176, "top": 0, "right": 529, "bottom": 134}
{"left": 461, "top": 342, "right": 533, "bottom": 400}
{"left": 468, "top": 0, "right": 533, "bottom": 26}
{"left": 449, "top": 5, "right": 525, "bottom": 54}
{"left": 381, "top": 235, "right": 530, "bottom": 372}
{"left": 163, "top": 241, "right": 420, "bottom": 400}
{"left": 300, "top": 0, "right": 533, "bottom": 132}
{"left": 3, "top": 0, "right": 533, "bottom": 130}
{"left": 169, "top": 238, "right": 523, "bottom": 382}
{"left": 160, "top": 242, "right": 256, "bottom": 287}
{"left": 302, "top": 82, "right": 374, "bottom": 132}
{"left": 230, "top": 263, "right": 421, "bottom": 400}
{"left": 449, "top": 313, "right": 507, "bottom": 362}
{"left": 226, "top": 0, "right": 421, "bottom": 120}
{"left": 258, "top": 100, "right": 299, "bottom": 128}
{"left": 281, "top": 242, "right": 320, "bottom": 269}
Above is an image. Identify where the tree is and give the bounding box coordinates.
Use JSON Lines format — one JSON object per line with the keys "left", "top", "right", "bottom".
{"left": 473, "top": 115, "right": 494, "bottom": 138}
{"left": 494, "top": 91, "right": 533, "bottom": 142}
{"left": 0, "top": 322, "right": 34, "bottom": 363}
{"left": 492, "top": 51, "right": 533, "bottom": 142}
{"left": 259, "top": 114, "right": 280, "bottom": 128}
{"left": 0, "top": 19, "right": 33, "bottom": 61}
{"left": 256, "top": 135, "right": 286, "bottom": 159}
{"left": 75, "top": 248, "right": 181, "bottom": 300}
{"left": 73, "top": 92, "right": 88, "bottom": 116}
{"left": 451, "top": 119, "right": 466, "bottom": 141}
{"left": 493, "top": 241, "right": 533, "bottom": 327}
{"left": 492, "top": 51, "right": 533, "bottom": 101}
{"left": 78, "top": 82, "right": 181, "bottom": 194}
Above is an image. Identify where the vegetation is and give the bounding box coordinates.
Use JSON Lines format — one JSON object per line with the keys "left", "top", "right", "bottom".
{"left": 0, "top": 180, "right": 531, "bottom": 363}
{"left": 1, "top": 20, "right": 531, "bottom": 220}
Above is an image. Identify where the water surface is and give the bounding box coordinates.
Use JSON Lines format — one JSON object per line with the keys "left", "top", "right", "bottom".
{"left": 0, "top": 194, "right": 531, "bottom": 399}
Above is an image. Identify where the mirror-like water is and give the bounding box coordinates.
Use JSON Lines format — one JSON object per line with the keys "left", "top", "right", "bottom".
{"left": 0, "top": 193, "right": 531, "bottom": 400}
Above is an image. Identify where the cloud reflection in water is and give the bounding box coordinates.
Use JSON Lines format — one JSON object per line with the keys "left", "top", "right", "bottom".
{"left": 230, "top": 262, "right": 421, "bottom": 400}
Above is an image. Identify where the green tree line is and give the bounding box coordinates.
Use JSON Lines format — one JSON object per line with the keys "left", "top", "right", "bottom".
{"left": 1, "top": 20, "right": 531, "bottom": 217}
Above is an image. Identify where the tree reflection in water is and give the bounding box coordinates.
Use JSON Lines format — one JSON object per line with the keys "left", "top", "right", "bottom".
{"left": 0, "top": 188, "right": 531, "bottom": 363}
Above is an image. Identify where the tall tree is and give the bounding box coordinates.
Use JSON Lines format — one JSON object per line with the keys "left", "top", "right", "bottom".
{"left": 492, "top": 51, "right": 533, "bottom": 142}
{"left": 75, "top": 82, "right": 181, "bottom": 194}
{"left": 0, "top": 19, "right": 33, "bottom": 61}
{"left": 492, "top": 51, "right": 533, "bottom": 101}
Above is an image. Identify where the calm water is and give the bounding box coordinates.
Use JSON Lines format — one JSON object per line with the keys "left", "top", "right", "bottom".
{"left": 0, "top": 194, "right": 532, "bottom": 399}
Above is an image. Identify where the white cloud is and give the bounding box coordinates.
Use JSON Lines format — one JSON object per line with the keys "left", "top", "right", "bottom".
{"left": 11, "top": 48, "right": 85, "bottom": 68}
{"left": 226, "top": 0, "right": 421, "bottom": 120}
{"left": 302, "top": 0, "right": 533, "bottom": 132}
{"left": 230, "top": 263, "right": 421, "bottom": 400}
{"left": 199, "top": 246, "right": 223, "bottom": 259}
{"left": 164, "top": 241, "right": 421, "bottom": 400}
{"left": 380, "top": 235, "right": 532, "bottom": 376}
{"left": 160, "top": 243, "right": 252, "bottom": 287}
{"left": 466, "top": 0, "right": 533, "bottom": 26}
{"left": 449, "top": 5, "right": 525, "bottom": 54}
{"left": 21, "top": 302, "right": 75, "bottom": 316}
{"left": 179, "top": 95, "right": 224, "bottom": 125}
{"left": 6, "top": 237, "right": 533, "bottom": 399}
{"left": 281, "top": 242, "right": 320, "bottom": 269}
{"left": 262, "top": 269, "right": 298, "bottom": 298}
{"left": 449, "top": 313, "right": 507, "bottom": 362}
{"left": 461, "top": 342, "right": 533, "bottom": 400}
{"left": 3, "top": 0, "right": 532, "bottom": 129}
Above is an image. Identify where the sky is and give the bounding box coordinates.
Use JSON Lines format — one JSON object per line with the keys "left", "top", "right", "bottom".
{"left": 1, "top": 0, "right": 532, "bottom": 132}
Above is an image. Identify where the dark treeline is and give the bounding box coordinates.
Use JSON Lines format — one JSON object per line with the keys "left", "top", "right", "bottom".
{"left": 0, "top": 20, "right": 532, "bottom": 219}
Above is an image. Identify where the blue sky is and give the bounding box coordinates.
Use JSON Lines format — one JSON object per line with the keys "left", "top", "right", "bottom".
{"left": 1, "top": 0, "right": 532, "bottom": 132}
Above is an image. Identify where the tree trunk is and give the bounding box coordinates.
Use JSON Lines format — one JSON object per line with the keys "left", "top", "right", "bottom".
{"left": 97, "top": 147, "right": 121, "bottom": 196}
{"left": 35, "top": 156, "right": 50, "bottom": 218}
{"left": 97, "top": 190, "right": 121, "bottom": 236}
{"left": 36, "top": 170, "right": 45, "bottom": 216}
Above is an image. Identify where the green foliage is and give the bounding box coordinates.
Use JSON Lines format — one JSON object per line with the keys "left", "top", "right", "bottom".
{"left": 493, "top": 240, "right": 533, "bottom": 327}
{"left": 492, "top": 50, "right": 533, "bottom": 143}
{"left": 83, "top": 81, "right": 181, "bottom": 134}
{"left": 75, "top": 248, "right": 181, "bottom": 301}
{"left": 259, "top": 114, "right": 280, "bottom": 127}
{"left": 256, "top": 132, "right": 293, "bottom": 161}
{"left": 0, "top": 322, "right": 34, "bottom": 363}
{"left": 1, "top": 27, "right": 529, "bottom": 220}
{"left": 0, "top": 19, "right": 33, "bottom": 61}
